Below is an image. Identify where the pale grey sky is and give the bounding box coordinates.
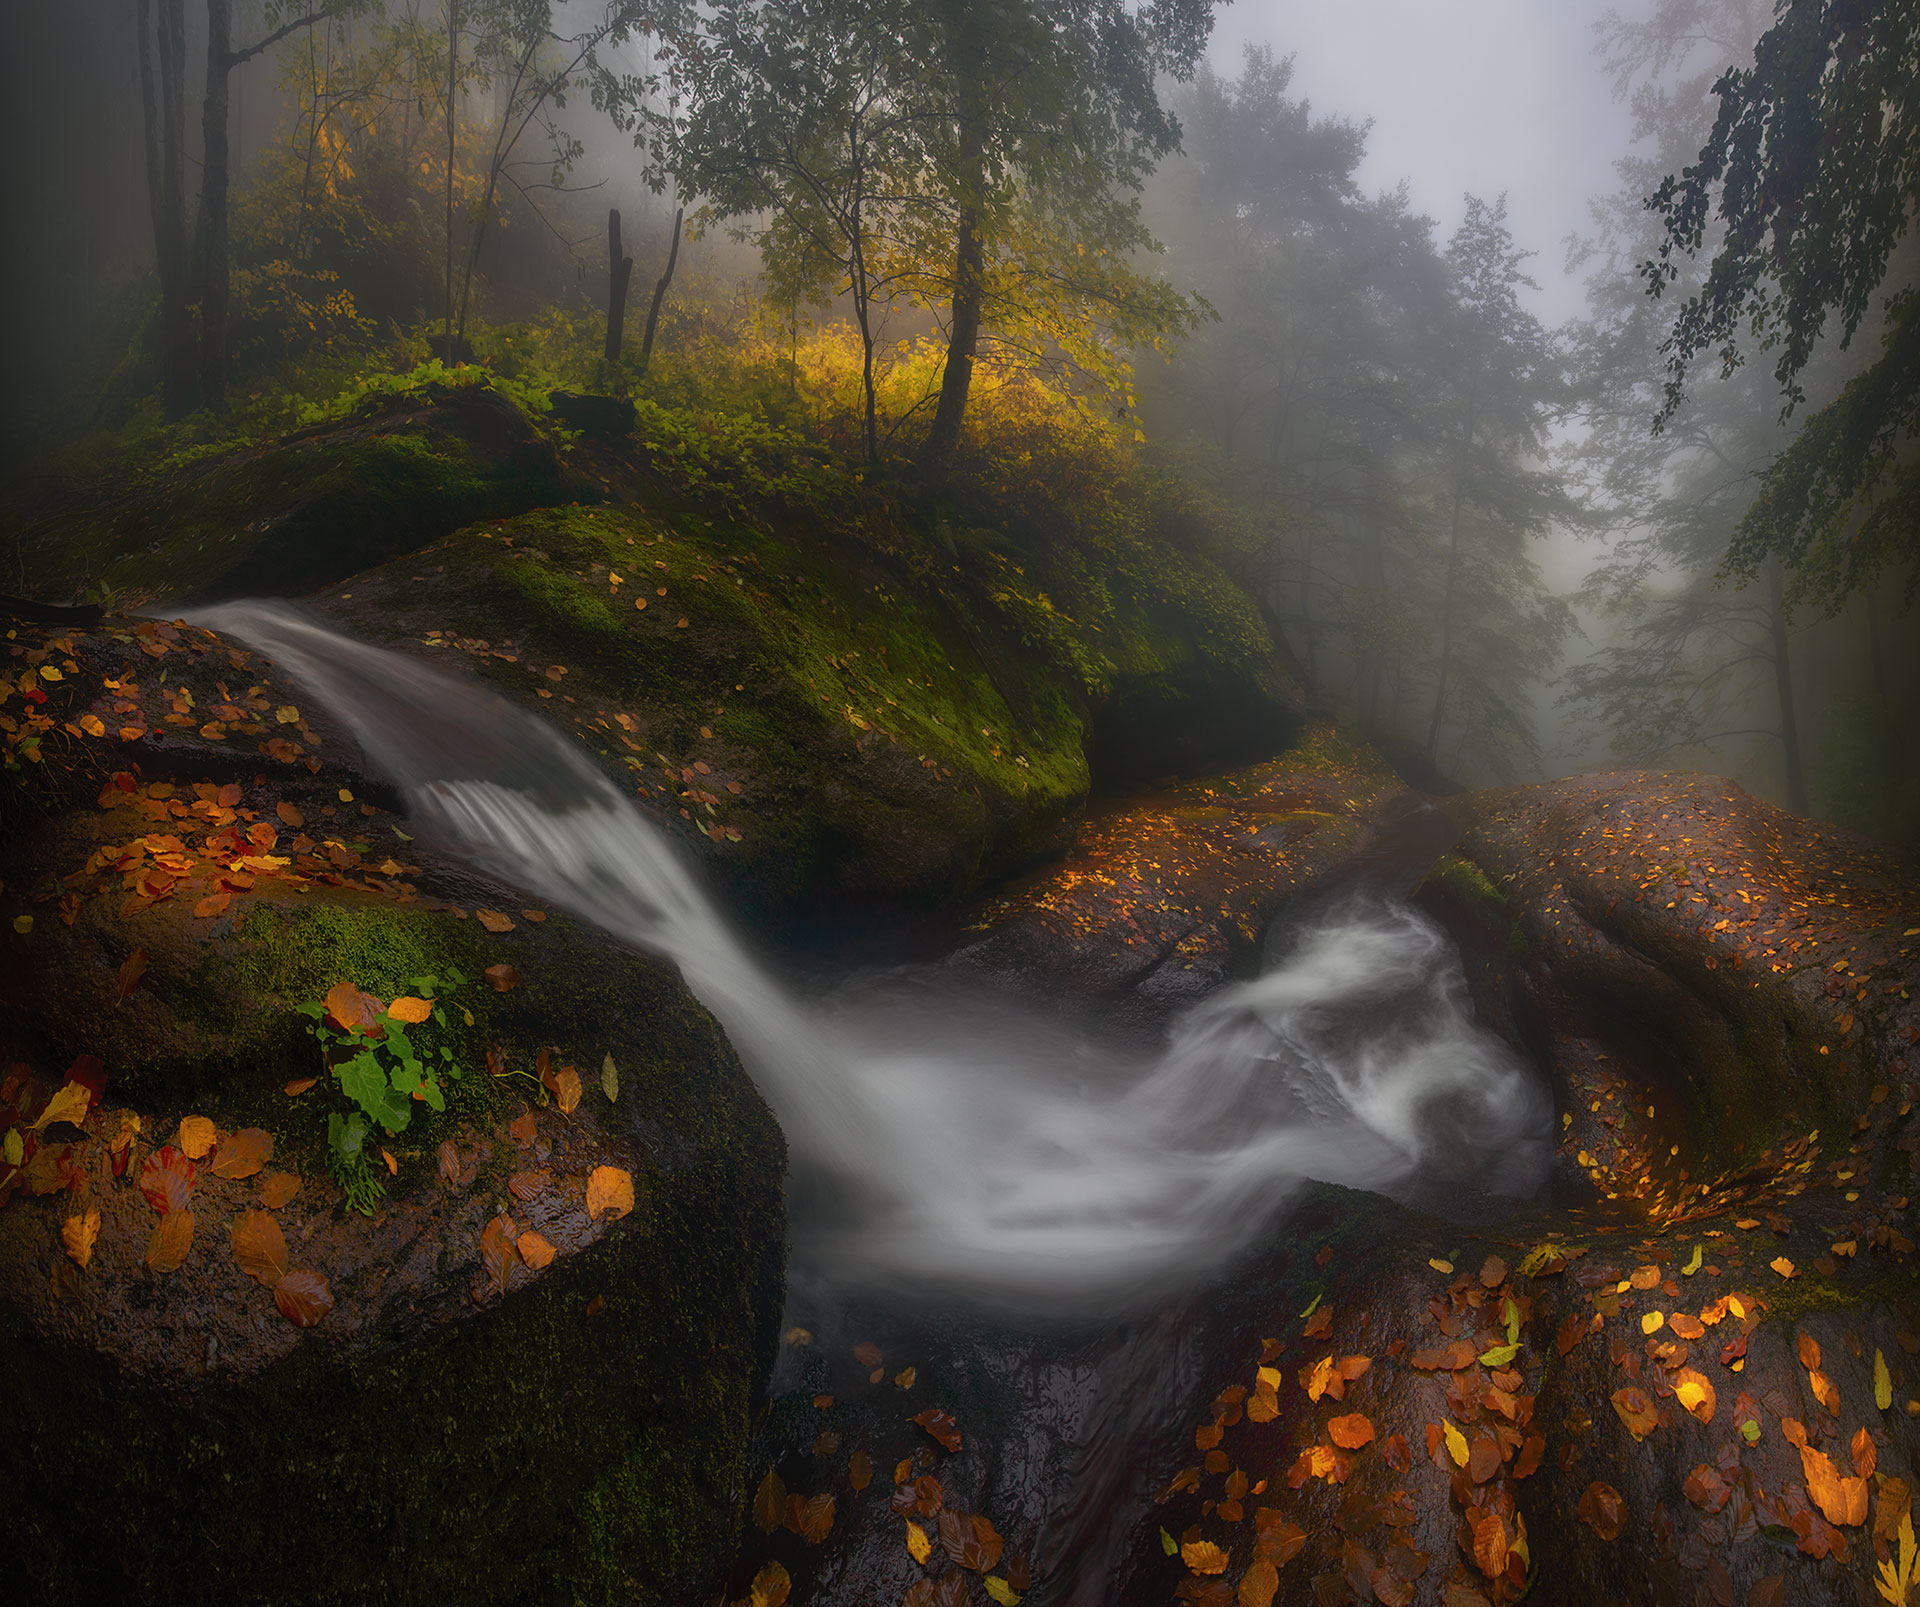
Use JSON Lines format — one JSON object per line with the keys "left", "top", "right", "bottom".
{"left": 1209, "top": 0, "right": 1639, "bottom": 326}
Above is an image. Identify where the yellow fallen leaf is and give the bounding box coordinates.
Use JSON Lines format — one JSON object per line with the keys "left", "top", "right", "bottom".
{"left": 905, "top": 1520, "right": 931, "bottom": 1564}
{"left": 1429, "top": 1257, "right": 1454, "bottom": 1273}
{"left": 1642, "top": 1311, "right": 1665, "bottom": 1335}
{"left": 1877, "top": 1350, "right": 1894, "bottom": 1412}
{"left": 585, "top": 1165, "right": 634, "bottom": 1221}
{"left": 1445, "top": 1420, "right": 1469, "bottom": 1467}
{"left": 177, "top": 1114, "right": 217, "bottom": 1159}
{"left": 62, "top": 1206, "right": 101, "bottom": 1268}
{"left": 31, "top": 1081, "right": 91, "bottom": 1131}
{"left": 1771, "top": 1256, "right": 1797, "bottom": 1279}
{"left": 985, "top": 1578, "right": 1022, "bottom": 1606}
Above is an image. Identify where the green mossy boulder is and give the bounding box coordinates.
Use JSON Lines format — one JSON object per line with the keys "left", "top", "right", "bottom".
{"left": 0, "top": 615, "right": 785, "bottom": 1607}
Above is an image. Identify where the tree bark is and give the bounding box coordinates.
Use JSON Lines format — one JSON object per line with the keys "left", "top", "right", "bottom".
{"left": 920, "top": 28, "right": 986, "bottom": 474}
{"left": 635, "top": 207, "right": 683, "bottom": 378}
{"left": 604, "top": 209, "right": 633, "bottom": 364}
{"left": 1766, "top": 557, "right": 1809, "bottom": 814}
{"left": 198, "top": 0, "right": 234, "bottom": 412}
{"left": 1425, "top": 415, "right": 1474, "bottom": 767}
{"left": 141, "top": 0, "right": 196, "bottom": 418}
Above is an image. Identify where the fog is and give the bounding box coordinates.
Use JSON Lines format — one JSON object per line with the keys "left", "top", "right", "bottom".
{"left": 3, "top": 0, "right": 1915, "bottom": 847}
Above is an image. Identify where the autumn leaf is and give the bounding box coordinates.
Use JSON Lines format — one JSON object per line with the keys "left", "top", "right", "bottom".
{"left": 601, "top": 1052, "right": 619, "bottom": 1102}
{"left": 507, "top": 1111, "right": 536, "bottom": 1145}
{"left": 1181, "top": 1540, "right": 1228, "bottom": 1575}
{"left": 1611, "top": 1386, "right": 1659, "bottom": 1440}
{"left": 210, "top": 1127, "right": 272, "bottom": 1179}
{"left": 480, "top": 1214, "right": 518, "bottom": 1294}
{"left": 177, "top": 1114, "right": 217, "bottom": 1160}
{"left": 1238, "top": 1559, "right": 1279, "bottom": 1607}
{"left": 139, "top": 1148, "right": 192, "bottom": 1214}
{"left": 1673, "top": 1368, "right": 1717, "bottom": 1425}
{"left": 30, "top": 1080, "right": 90, "bottom": 1132}
{"left": 1442, "top": 1420, "right": 1469, "bottom": 1467}
{"left": 507, "top": 1169, "right": 551, "bottom": 1202}
{"left": 62, "top": 1206, "right": 100, "bottom": 1269}
{"left": 984, "top": 1579, "right": 1023, "bottom": 1607}
{"left": 542, "top": 1060, "right": 581, "bottom": 1114}
{"left": 285, "top": 1077, "right": 317, "bottom": 1097}
{"left": 260, "top": 1171, "right": 300, "bottom": 1208}
{"left": 1852, "top": 1426, "right": 1877, "bottom": 1480}
{"left": 1479, "top": 1254, "right": 1507, "bottom": 1287}
{"left": 386, "top": 996, "right": 433, "bottom": 1024}
{"left": 270, "top": 1267, "right": 333, "bottom": 1326}
{"left": 1683, "top": 1464, "right": 1730, "bottom": 1512}
{"left": 476, "top": 909, "right": 514, "bottom": 933}
{"left": 906, "top": 1519, "right": 933, "bottom": 1564}
{"left": 1771, "top": 1256, "right": 1797, "bottom": 1278}
{"left": 748, "top": 1562, "right": 790, "bottom": 1607}
{"left": 322, "top": 982, "right": 384, "bottom": 1034}
{"left": 1798, "top": 1332, "right": 1822, "bottom": 1370}
{"left": 1878, "top": 1349, "right": 1895, "bottom": 1411}
{"left": 117, "top": 947, "right": 148, "bottom": 1002}
{"left": 1810, "top": 1370, "right": 1841, "bottom": 1414}
{"left": 1328, "top": 1413, "right": 1375, "bottom": 1450}
{"left": 796, "top": 1492, "right": 835, "bottom": 1544}
{"left": 850, "top": 1449, "right": 872, "bottom": 1491}
{"left": 517, "top": 1231, "right": 556, "bottom": 1270}
{"left": 1471, "top": 1511, "right": 1508, "bottom": 1579}
{"left": 1877, "top": 1512, "right": 1917, "bottom": 1607}
{"left": 753, "top": 1470, "right": 786, "bottom": 1534}
{"left": 146, "top": 1209, "right": 194, "bottom": 1272}
{"left": 895, "top": 1366, "right": 917, "bottom": 1390}
{"left": 912, "top": 1407, "right": 963, "bottom": 1452}
{"left": 854, "top": 1340, "right": 883, "bottom": 1366}
{"left": 1802, "top": 1443, "right": 1869, "bottom": 1527}
{"left": 1629, "top": 1264, "right": 1661, "bottom": 1290}
{"left": 230, "top": 1210, "right": 289, "bottom": 1288}
{"left": 276, "top": 801, "right": 303, "bottom": 827}
{"left": 484, "top": 964, "right": 519, "bottom": 992}
{"left": 585, "top": 1165, "right": 634, "bottom": 1221}
{"left": 1577, "top": 1481, "right": 1625, "bottom": 1541}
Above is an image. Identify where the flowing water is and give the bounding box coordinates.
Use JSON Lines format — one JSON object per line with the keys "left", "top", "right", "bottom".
{"left": 196, "top": 600, "right": 1553, "bottom": 1315}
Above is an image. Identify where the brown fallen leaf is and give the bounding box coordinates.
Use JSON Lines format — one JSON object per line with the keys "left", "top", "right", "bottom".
{"left": 274, "top": 1268, "right": 333, "bottom": 1326}
{"left": 276, "top": 801, "right": 303, "bottom": 827}
{"left": 508, "top": 1111, "right": 536, "bottom": 1145}
{"left": 542, "top": 1060, "right": 581, "bottom": 1115}
{"left": 284, "top": 1077, "right": 317, "bottom": 1097}
{"left": 231, "top": 1209, "right": 289, "bottom": 1288}
{"left": 912, "top": 1407, "right": 963, "bottom": 1452}
{"left": 176, "top": 1114, "right": 218, "bottom": 1160}
{"left": 585, "top": 1165, "right": 634, "bottom": 1221}
{"left": 476, "top": 909, "right": 514, "bottom": 933}
{"left": 484, "top": 963, "right": 520, "bottom": 992}
{"left": 507, "top": 1168, "right": 551, "bottom": 1202}
{"left": 210, "top": 1126, "right": 272, "bottom": 1179}
{"left": 1181, "top": 1539, "right": 1228, "bottom": 1575}
{"left": 146, "top": 1209, "right": 195, "bottom": 1273}
{"left": 1238, "top": 1558, "right": 1279, "bottom": 1607}
{"left": 1479, "top": 1254, "right": 1507, "bottom": 1287}
{"left": 1611, "top": 1386, "right": 1659, "bottom": 1440}
{"left": 322, "top": 982, "right": 384, "bottom": 1035}
{"left": 480, "top": 1214, "right": 518, "bottom": 1293}
{"left": 1470, "top": 1510, "right": 1507, "bottom": 1579}
{"left": 1683, "top": 1463, "right": 1729, "bottom": 1512}
{"left": 796, "top": 1492, "right": 835, "bottom": 1544}
{"left": 853, "top": 1340, "right": 882, "bottom": 1367}
{"left": 753, "top": 1470, "right": 786, "bottom": 1534}
{"left": 117, "top": 947, "right": 149, "bottom": 1002}
{"left": 1577, "top": 1480, "right": 1625, "bottom": 1541}
{"left": 62, "top": 1206, "right": 101, "bottom": 1269}
{"left": 849, "top": 1449, "right": 872, "bottom": 1491}
{"left": 749, "top": 1561, "right": 790, "bottom": 1607}
{"left": 517, "top": 1231, "right": 557, "bottom": 1271}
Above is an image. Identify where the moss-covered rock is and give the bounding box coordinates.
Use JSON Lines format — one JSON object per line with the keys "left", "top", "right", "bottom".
{"left": 0, "top": 615, "right": 785, "bottom": 1607}
{"left": 17, "top": 383, "right": 578, "bottom": 607}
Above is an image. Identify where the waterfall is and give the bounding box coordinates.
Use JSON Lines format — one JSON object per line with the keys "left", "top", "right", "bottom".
{"left": 196, "top": 601, "right": 1552, "bottom": 1313}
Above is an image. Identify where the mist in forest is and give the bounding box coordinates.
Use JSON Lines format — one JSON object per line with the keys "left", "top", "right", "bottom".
{"left": 3, "top": 0, "right": 1916, "bottom": 849}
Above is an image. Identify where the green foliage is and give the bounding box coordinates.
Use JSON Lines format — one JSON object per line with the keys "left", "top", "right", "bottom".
{"left": 1647, "top": 0, "right": 1920, "bottom": 607}
{"left": 295, "top": 970, "right": 472, "bottom": 1215}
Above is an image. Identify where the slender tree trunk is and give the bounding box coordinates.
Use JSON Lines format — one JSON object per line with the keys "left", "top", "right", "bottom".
{"left": 921, "top": 28, "right": 986, "bottom": 473}
{"left": 443, "top": 0, "right": 458, "bottom": 363}
{"left": 1766, "top": 557, "right": 1809, "bottom": 814}
{"left": 1425, "top": 415, "right": 1474, "bottom": 766}
{"left": 143, "top": 0, "right": 196, "bottom": 418}
{"left": 198, "top": 0, "right": 233, "bottom": 412}
{"left": 635, "top": 206, "right": 683, "bottom": 378}
{"left": 454, "top": 39, "right": 536, "bottom": 348}
{"left": 604, "top": 209, "right": 633, "bottom": 364}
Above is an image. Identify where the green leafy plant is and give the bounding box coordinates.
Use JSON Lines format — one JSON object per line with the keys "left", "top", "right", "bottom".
{"left": 295, "top": 971, "right": 470, "bottom": 1215}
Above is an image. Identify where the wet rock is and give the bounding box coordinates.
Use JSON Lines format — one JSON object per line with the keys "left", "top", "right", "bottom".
{"left": 0, "top": 614, "right": 785, "bottom": 1607}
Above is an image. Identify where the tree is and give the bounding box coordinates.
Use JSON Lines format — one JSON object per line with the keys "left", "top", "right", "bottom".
{"left": 913, "top": 0, "right": 1221, "bottom": 470}
{"left": 1645, "top": 0, "right": 1920, "bottom": 608}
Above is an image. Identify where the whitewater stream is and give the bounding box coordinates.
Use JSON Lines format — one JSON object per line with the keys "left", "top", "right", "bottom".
{"left": 198, "top": 600, "right": 1552, "bottom": 1316}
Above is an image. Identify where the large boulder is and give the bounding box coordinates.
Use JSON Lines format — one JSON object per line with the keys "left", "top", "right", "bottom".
{"left": 0, "top": 611, "right": 786, "bottom": 1606}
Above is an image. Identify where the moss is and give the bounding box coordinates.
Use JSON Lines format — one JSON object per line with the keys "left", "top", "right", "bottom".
{"left": 1418, "top": 852, "right": 1508, "bottom": 912}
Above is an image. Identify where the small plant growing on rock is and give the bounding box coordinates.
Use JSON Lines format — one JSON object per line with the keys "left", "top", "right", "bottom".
{"left": 296, "top": 973, "right": 470, "bottom": 1214}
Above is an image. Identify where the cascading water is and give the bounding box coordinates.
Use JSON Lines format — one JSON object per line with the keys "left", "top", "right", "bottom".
{"left": 195, "top": 600, "right": 1553, "bottom": 1313}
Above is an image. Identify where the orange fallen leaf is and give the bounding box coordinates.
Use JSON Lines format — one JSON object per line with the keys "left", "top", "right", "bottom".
{"left": 480, "top": 1214, "right": 517, "bottom": 1293}
{"left": 210, "top": 1127, "right": 272, "bottom": 1179}
{"left": 517, "top": 1231, "right": 557, "bottom": 1270}
{"left": 1801, "top": 1443, "right": 1868, "bottom": 1526}
{"left": 146, "top": 1209, "right": 194, "bottom": 1272}
{"left": 1673, "top": 1367, "right": 1717, "bottom": 1425}
{"left": 230, "top": 1209, "right": 289, "bottom": 1288}
{"left": 386, "top": 996, "right": 433, "bottom": 1024}
{"left": 542, "top": 1060, "right": 582, "bottom": 1115}
{"left": 1770, "top": 1256, "right": 1797, "bottom": 1279}
{"left": 585, "top": 1165, "right": 634, "bottom": 1221}
{"left": 508, "top": 1111, "right": 536, "bottom": 1145}
{"left": 194, "top": 891, "right": 230, "bottom": 919}
{"left": 380, "top": 1148, "right": 398, "bottom": 1176}
{"left": 274, "top": 1268, "right": 333, "bottom": 1326}
{"left": 284, "top": 1077, "right": 317, "bottom": 1097}
{"left": 1471, "top": 1510, "right": 1507, "bottom": 1579}
{"left": 1328, "top": 1413, "right": 1375, "bottom": 1450}
{"left": 322, "top": 982, "right": 384, "bottom": 1034}
{"left": 748, "top": 1563, "right": 789, "bottom": 1607}
{"left": 1850, "top": 1426, "right": 1875, "bottom": 1480}
{"left": 1181, "top": 1539, "right": 1229, "bottom": 1575}
{"left": 62, "top": 1206, "right": 101, "bottom": 1269}
{"left": 1238, "top": 1559, "right": 1279, "bottom": 1607}
{"left": 1611, "top": 1386, "right": 1659, "bottom": 1440}
{"left": 176, "top": 1115, "right": 218, "bottom": 1160}
{"left": 753, "top": 1470, "right": 786, "bottom": 1534}
{"left": 259, "top": 1171, "right": 300, "bottom": 1208}
{"left": 476, "top": 909, "right": 514, "bottom": 933}
{"left": 276, "top": 801, "right": 304, "bottom": 827}
{"left": 1797, "top": 1332, "right": 1821, "bottom": 1370}
{"left": 796, "top": 1492, "right": 835, "bottom": 1544}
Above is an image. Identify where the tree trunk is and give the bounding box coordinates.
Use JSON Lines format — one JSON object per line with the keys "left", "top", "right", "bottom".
{"left": 1425, "top": 416, "right": 1474, "bottom": 766}
{"left": 604, "top": 209, "right": 633, "bottom": 364}
{"left": 920, "top": 32, "right": 986, "bottom": 474}
{"left": 140, "top": 0, "right": 196, "bottom": 418}
{"left": 443, "top": 0, "right": 458, "bottom": 364}
{"left": 635, "top": 207, "right": 682, "bottom": 378}
{"left": 1766, "top": 557, "right": 1809, "bottom": 814}
{"left": 198, "top": 0, "right": 234, "bottom": 413}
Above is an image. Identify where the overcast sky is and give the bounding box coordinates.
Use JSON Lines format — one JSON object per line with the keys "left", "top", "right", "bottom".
{"left": 1209, "top": 0, "right": 1640, "bottom": 327}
